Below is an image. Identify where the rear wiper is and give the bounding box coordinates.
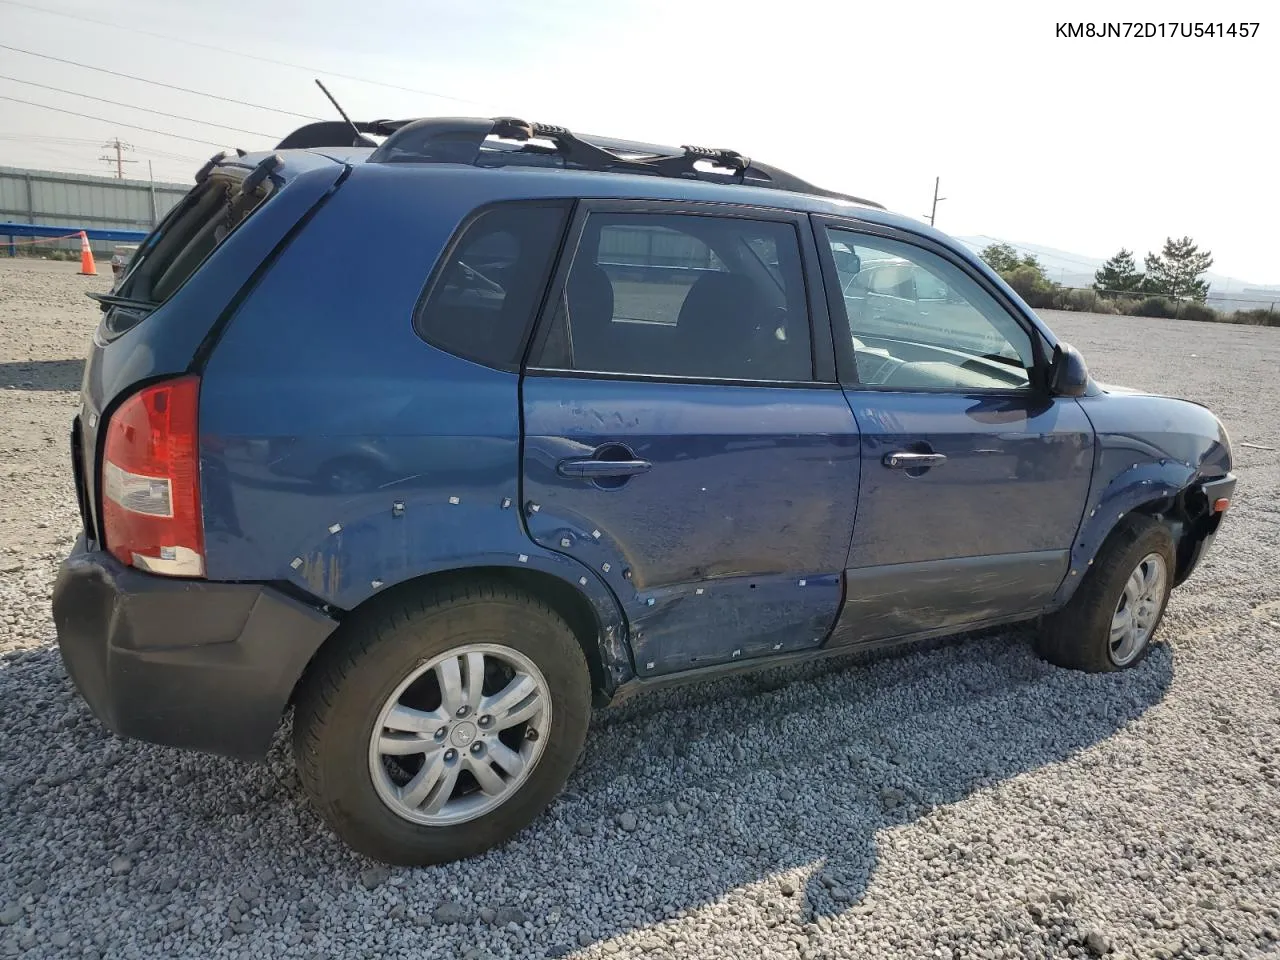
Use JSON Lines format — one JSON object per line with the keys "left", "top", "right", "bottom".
{"left": 87, "top": 291, "right": 156, "bottom": 312}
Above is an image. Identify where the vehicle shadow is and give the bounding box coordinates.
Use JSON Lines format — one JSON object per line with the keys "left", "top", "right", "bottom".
{"left": 0, "top": 626, "right": 1173, "bottom": 956}
{"left": 0, "top": 359, "right": 84, "bottom": 392}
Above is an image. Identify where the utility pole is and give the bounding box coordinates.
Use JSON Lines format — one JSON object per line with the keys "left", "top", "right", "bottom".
{"left": 99, "top": 138, "right": 137, "bottom": 179}
{"left": 148, "top": 160, "right": 157, "bottom": 225}
{"left": 924, "top": 176, "right": 946, "bottom": 227}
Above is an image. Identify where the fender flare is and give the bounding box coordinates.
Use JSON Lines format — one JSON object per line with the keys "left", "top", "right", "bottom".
{"left": 280, "top": 497, "right": 635, "bottom": 688}
{"left": 1052, "top": 459, "right": 1195, "bottom": 607}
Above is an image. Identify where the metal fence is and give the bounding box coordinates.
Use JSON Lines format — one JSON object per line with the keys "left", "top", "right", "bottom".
{"left": 0, "top": 166, "right": 190, "bottom": 255}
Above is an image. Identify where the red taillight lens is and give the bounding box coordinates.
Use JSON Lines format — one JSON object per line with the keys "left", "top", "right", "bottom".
{"left": 101, "top": 376, "right": 204, "bottom": 577}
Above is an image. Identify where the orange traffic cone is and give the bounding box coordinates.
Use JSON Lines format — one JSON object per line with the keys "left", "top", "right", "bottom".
{"left": 78, "top": 231, "right": 97, "bottom": 276}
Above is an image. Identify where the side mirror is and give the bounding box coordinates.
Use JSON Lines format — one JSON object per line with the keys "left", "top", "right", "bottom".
{"left": 1049, "top": 342, "right": 1090, "bottom": 397}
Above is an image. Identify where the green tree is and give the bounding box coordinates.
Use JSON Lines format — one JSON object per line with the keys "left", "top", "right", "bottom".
{"left": 980, "top": 242, "right": 1021, "bottom": 272}
{"left": 979, "top": 243, "right": 1057, "bottom": 307}
{"left": 1093, "top": 248, "right": 1143, "bottom": 296}
{"left": 1003, "top": 264, "right": 1061, "bottom": 308}
{"left": 981, "top": 242, "right": 1041, "bottom": 274}
{"left": 1143, "top": 237, "right": 1213, "bottom": 303}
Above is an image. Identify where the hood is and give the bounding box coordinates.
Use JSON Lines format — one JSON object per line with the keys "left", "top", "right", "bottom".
{"left": 1093, "top": 380, "right": 1146, "bottom": 396}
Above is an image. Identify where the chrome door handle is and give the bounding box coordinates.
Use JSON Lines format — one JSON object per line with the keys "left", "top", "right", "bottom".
{"left": 882, "top": 451, "right": 947, "bottom": 469}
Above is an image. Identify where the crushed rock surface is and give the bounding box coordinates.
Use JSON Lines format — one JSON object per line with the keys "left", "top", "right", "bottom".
{"left": 1, "top": 261, "right": 1278, "bottom": 959}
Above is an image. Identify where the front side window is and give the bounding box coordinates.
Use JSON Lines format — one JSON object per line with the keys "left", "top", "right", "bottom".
{"left": 828, "top": 229, "right": 1034, "bottom": 390}
{"left": 534, "top": 213, "right": 812, "bottom": 382}
{"left": 415, "top": 203, "right": 568, "bottom": 369}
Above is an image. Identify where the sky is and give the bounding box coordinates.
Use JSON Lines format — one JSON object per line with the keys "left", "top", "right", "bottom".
{"left": 1, "top": 0, "right": 1276, "bottom": 282}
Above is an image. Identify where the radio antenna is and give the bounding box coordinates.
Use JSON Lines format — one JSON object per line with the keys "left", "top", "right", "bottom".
{"left": 314, "top": 79, "right": 373, "bottom": 146}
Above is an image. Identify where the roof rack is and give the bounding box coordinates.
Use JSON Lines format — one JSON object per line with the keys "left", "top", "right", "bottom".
{"left": 274, "top": 116, "right": 885, "bottom": 210}
{"left": 276, "top": 119, "right": 407, "bottom": 149}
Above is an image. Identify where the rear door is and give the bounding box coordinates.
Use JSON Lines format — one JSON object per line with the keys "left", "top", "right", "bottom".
{"left": 815, "top": 220, "right": 1095, "bottom": 645}
{"left": 521, "top": 201, "right": 860, "bottom": 677}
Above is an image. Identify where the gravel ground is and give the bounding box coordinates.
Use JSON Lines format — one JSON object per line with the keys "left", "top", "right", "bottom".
{"left": 1, "top": 257, "right": 1278, "bottom": 960}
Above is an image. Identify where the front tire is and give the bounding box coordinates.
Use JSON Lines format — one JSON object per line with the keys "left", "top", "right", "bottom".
{"left": 1035, "top": 515, "right": 1175, "bottom": 672}
{"left": 293, "top": 580, "right": 591, "bottom": 865}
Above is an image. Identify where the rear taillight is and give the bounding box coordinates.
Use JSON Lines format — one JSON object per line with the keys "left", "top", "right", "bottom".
{"left": 101, "top": 376, "right": 204, "bottom": 577}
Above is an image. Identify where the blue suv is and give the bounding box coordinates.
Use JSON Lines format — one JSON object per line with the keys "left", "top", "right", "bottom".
{"left": 52, "top": 117, "right": 1235, "bottom": 865}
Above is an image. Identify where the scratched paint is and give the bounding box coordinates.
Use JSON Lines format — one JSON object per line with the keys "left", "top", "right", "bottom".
{"left": 523, "top": 376, "right": 860, "bottom": 674}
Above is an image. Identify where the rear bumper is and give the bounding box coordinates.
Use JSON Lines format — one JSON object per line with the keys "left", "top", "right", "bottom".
{"left": 52, "top": 537, "right": 337, "bottom": 759}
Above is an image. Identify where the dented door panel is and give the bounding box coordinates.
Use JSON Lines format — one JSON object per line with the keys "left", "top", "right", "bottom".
{"left": 521, "top": 376, "right": 860, "bottom": 676}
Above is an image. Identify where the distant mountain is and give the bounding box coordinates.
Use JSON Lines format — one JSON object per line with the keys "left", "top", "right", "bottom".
{"left": 956, "top": 236, "right": 1280, "bottom": 314}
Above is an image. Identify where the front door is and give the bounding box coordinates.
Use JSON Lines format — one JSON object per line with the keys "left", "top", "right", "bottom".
{"left": 817, "top": 223, "right": 1095, "bottom": 645}
{"left": 521, "top": 202, "right": 860, "bottom": 677}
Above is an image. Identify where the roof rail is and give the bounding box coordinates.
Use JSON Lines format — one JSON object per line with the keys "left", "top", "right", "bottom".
{"left": 274, "top": 116, "right": 884, "bottom": 209}
{"left": 276, "top": 119, "right": 411, "bottom": 150}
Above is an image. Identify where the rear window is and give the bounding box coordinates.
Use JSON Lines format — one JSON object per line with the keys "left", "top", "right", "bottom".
{"left": 413, "top": 202, "right": 569, "bottom": 370}
{"left": 116, "top": 172, "right": 270, "bottom": 306}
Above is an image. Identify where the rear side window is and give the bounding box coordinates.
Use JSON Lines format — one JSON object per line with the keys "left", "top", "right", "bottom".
{"left": 533, "top": 212, "right": 813, "bottom": 382}
{"left": 414, "top": 203, "right": 568, "bottom": 369}
{"left": 118, "top": 175, "right": 268, "bottom": 306}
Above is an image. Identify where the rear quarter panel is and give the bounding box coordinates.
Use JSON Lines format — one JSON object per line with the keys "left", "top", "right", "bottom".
{"left": 78, "top": 162, "right": 348, "bottom": 540}
{"left": 196, "top": 166, "right": 627, "bottom": 665}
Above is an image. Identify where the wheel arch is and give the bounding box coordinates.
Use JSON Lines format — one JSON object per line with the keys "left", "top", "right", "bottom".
{"left": 289, "top": 563, "right": 634, "bottom": 710}
{"left": 1054, "top": 473, "right": 1222, "bottom": 608}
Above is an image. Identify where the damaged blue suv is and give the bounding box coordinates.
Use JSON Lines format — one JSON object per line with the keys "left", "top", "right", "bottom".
{"left": 53, "top": 116, "right": 1235, "bottom": 865}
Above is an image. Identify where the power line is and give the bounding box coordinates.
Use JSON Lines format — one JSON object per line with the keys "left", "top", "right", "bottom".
{"left": 0, "top": 94, "right": 235, "bottom": 148}
{"left": 0, "top": 135, "right": 208, "bottom": 164}
{"left": 0, "top": 43, "right": 325, "bottom": 121}
{"left": 138, "top": 148, "right": 210, "bottom": 163}
{"left": 0, "top": 131, "right": 197, "bottom": 166}
{"left": 0, "top": 162, "right": 123, "bottom": 176}
{"left": 968, "top": 235, "right": 1108, "bottom": 268}
{"left": 0, "top": 134, "right": 108, "bottom": 146}
{"left": 0, "top": 0, "right": 490, "bottom": 110}
{"left": 2, "top": 142, "right": 96, "bottom": 164}
{"left": 0, "top": 74, "right": 278, "bottom": 139}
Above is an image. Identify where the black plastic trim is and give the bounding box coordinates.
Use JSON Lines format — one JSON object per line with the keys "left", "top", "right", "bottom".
{"left": 276, "top": 119, "right": 408, "bottom": 150}
{"left": 608, "top": 610, "right": 1038, "bottom": 705}
{"left": 525, "top": 367, "right": 842, "bottom": 390}
{"left": 829, "top": 551, "right": 1068, "bottom": 648}
{"left": 52, "top": 538, "right": 338, "bottom": 760}
{"left": 343, "top": 115, "right": 885, "bottom": 209}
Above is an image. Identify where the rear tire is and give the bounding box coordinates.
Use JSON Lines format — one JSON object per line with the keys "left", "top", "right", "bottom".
{"left": 293, "top": 580, "right": 591, "bottom": 866}
{"left": 1035, "top": 515, "right": 1175, "bottom": 672}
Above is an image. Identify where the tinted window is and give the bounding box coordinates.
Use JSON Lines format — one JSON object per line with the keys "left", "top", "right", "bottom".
{"left": 828, "top": 229, "right": 1034, "bottom": 391}
{"left": 535, "top": 213, "right": 812, "bottom": 382}
{"left": 416, "top": 203, "right": 568, "bottom": 369}
{"left": 118, "top": 175, "right": 269, "bottom": 305}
